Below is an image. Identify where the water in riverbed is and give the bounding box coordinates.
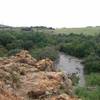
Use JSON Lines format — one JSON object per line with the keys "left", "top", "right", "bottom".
{"left": 55, "top": 53, "right": 85, "bottom": 87}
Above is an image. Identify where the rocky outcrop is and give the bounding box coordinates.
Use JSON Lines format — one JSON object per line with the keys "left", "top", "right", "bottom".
{"left": 0, "top": 87, "right": 23, "bottom": 100}
{"left": 0, "top": 50, "right": 80, "bottom": 100}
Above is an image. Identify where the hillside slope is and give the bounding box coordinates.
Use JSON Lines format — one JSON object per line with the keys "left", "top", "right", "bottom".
{"left": 55, "top": 26, "right": 100, "bottom": 35}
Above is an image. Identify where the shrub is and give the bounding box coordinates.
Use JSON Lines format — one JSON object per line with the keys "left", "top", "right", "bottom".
{"left": 83, "top": 54, "right": 100, "bottom": 74}
{"left": 85, "top": 73, "right": 100, "bottom": 86}
{"left": 0, "top": 32, "right": 14, "bottom": 46}
{"left": 31, "top": 46, "right": 59, "bottom": 61}
{"left": 59, "top": 41, "right": 94, "bottom": 58}
{"left": 6, "top": 40, "right": 23, "bottom": 50}
{"left": 75, "top": 86, "right": 100, "bottom": 100}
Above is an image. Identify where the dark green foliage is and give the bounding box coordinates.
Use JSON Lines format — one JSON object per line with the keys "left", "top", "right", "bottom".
{"left": 83, "top": 54, "right": 100, "bottom": 73}
{"left": 6, "top": 40, "right": 23, "bottom": 50}
{"left": 22, "top": 40, "right": 34, "bottom": 50}
{"left": 31, "top": 47, "right": 59, "bottom": 60}
{"left": 0, "top": 31, "right": 14, "bottom": 46}
{"left": 59, "top": 35, "right": 96, "bottom": 58}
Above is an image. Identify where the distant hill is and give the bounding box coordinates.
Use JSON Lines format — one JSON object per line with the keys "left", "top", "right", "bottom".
{"left": 0, "top": 24, "right": 100, "bottom": 35}
{"left": 0, "top": 24, "right": 11, "bottom": 28}
{"left": 54, "top": 26, "right": 100, "bottom": 35}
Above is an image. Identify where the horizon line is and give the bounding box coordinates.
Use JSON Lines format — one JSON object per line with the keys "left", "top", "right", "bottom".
{"left": 0, "top": 24, "right": 100, "bottom": 29}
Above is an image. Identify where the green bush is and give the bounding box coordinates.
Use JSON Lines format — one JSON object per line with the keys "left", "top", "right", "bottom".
{"left": 6, "top": 40, "right": 23, "bottom": 50}
{"left": 60, "top": 41, "right": 95, "bottom": 58}
{"left": 83, "top": 54, "right": 100, "bottom": 74}
{"left": 85, "top": 73, "right": 100, "bottom": 86}
{"left": 31, "top": 46, "right": 59, "bottom": 61}
{"left": 0, "top": 32, "right": 14, "bottom": 46}
{"left": 75, "top": 86, "right": 100, "bottom": 100}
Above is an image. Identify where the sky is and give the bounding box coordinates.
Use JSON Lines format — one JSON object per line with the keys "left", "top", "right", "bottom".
{"left": 0, "top": 0, "right": 100, "bottom": 28}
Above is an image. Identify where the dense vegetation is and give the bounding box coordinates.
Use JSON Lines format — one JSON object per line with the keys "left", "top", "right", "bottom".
{"left": 0, "top": 27, "right": 100, "bottom": 99}
{"left": 75, "top": 86, "right": 100, "bottom": 100}
{"left": 0, "top": 29, "right": 60, "bottom": 60}
{"left": 0, "top": 29, "right": 100, "bottom": 74}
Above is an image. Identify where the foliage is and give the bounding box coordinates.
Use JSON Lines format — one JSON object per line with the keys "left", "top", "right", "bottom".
{"left": 0, "top": 28, "right": 100, "bottom": 73}
{"left": 85, "top": 73, "right": 100, "bottom": 86}
{"left": 31, "top": 47, "right": 59, "bottom": 60}
{"left": 83, "top": 54, "right": 100, "bottom": 73}
{"left": 75, "top": 86, "right": 100, "bottom": 100}
{"left": 0, "top": 31, "right": 14, "bottom": 46}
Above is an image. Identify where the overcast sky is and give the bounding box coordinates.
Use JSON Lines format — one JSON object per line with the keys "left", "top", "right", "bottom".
{"left": 0, "top": 0, "right": 100, "bottom": 28}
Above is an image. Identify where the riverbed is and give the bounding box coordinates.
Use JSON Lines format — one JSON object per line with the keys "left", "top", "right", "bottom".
{"left": 55, "top": 53, "right": 85, "bottom": 87}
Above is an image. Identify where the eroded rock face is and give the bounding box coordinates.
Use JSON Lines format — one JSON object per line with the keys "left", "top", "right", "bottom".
{"left": 0, "top": 50, "right": 80, "bottom": 100}
{"left": 0, "top": 86, "right": 23, "bottom": 100}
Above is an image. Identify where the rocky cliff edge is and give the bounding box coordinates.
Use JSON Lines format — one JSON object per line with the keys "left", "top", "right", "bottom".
{"left": 0, "top": 50, "right": 80, "bottom": 100}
